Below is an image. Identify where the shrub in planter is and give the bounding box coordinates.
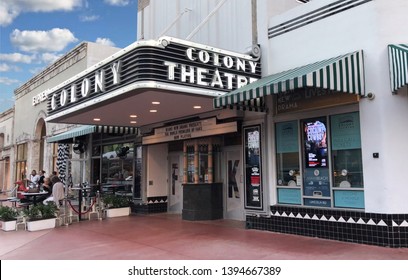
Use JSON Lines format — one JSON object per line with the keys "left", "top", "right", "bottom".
{"left": 102, "top": 194, "right": 132, "bottom": 218}
{"left": 0, "top": 205, "right": 19, "bottom": 231}
{"left": 0, "top": 205, "right": 19, "bottom": 221}
{"left": 23, "top": 203, "right": 58, "bottom": 231}
{"left": 23, "top": 203, "right": 57, "bottom": 221}
{"left": 102, "top": 194, "right": 132, "bottom": 209}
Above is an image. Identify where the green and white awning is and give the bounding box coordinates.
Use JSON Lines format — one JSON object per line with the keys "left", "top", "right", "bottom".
{"left": 214, "top": 50, "right": 365, "bottom": 109}
{"left": 47, "top": 125, "right": 138, "bottom": 143}
{"left": 388, "top": 44, "right": 408, "bottom": 93}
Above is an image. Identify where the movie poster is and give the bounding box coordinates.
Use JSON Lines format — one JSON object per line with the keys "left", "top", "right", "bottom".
{"left": 244, "top": 125, "right": 263, "bottom": 210}
{"left": 303, "top": 118, "right": 328, "bottom": 168}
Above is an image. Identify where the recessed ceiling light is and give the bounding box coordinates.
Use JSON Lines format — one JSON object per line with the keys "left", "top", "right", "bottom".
{"left": 150, "top": 109, "right": 157, "bottom": 113}
{"left": 93, "top": 118, "right": 101, "bottom": 121}
{"left": 193, "top": 105, "right": 202, "bottom": 109}
{"left": 130, "top": 121, "right": 137, "bottom": 124}
{"left": 129, "top": 114, "right": 137, "bottom": 118}
{"left": 152, "top": 101, "right": 160, "bottom": 105}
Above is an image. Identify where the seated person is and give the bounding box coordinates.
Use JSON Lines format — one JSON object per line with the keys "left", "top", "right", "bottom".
{"left": 37, "top": 177, "right": 52, "bottom": 203}
{"left": 16, "top": 180, "right": 30, "bottom": 203}
{"left": 43, "top": 176, "right": 65, "bottom": 207}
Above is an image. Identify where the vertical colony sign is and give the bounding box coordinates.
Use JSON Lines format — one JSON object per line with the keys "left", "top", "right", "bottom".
{"left": 46, "top": 37, "right": 261, "bottom": 115}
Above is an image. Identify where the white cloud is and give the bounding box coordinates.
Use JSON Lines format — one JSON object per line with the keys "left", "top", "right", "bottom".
{"left": 104, "top": 0, "right": 130, "bottom": 6}
{"left": 0, "top": 63, "right": 21, "bottom": 72}
{"left": 95, "top": 37, "right": 116, "bottom": 47}
{"left": 10, "top": 28, "right": 78, "bottom": 53}
{"left": 0, "top": 0, "right": 83, "bottom": 26}
{"left": 80, "top": 14, "right": 100, "bottom": 22}
{"left": 0, "top": 53, "right": 34, "bottom": 63}
{"left": 0, "top": 77, "right": 20, "bottom": 85}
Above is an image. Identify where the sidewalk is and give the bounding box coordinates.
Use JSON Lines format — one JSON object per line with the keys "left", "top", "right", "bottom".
{"left": 1, "top": 213, "right": 408, "bottom": 260}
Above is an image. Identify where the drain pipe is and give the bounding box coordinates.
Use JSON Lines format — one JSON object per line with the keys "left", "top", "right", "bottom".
{"left": 251, "top": 0, "right": 258, "bottom": 46}
{"left": 186, "top": 0, "right": 227, "bottom": 40}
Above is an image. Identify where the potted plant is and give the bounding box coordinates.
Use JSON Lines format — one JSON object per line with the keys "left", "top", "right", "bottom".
{"left": 23, "top": 203, "right": 58, "bottom": 231}
{"left": 102, "top": 194, "right": 132, "bottom": 218}
{"left": 0, "top": 205, "right": 19, "bottom": 231}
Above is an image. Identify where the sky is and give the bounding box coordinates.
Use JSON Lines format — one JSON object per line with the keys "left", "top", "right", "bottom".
{"left": 0, "top": 0, "right": 138, "bottom": 113}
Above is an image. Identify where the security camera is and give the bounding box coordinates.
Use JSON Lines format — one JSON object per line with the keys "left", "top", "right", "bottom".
{"left": 366, "top": 92, "right": 375, "bottom": 100}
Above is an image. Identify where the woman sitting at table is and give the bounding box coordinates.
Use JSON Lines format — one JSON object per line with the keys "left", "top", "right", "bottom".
{"left": 37, "top": 177, "right": 52, "bottom": 203}
{"left": 43, "top": 176, "right": 64, "bottom": 207}
{"left": 16, "top": 180, "right": 30, "bottom": 203}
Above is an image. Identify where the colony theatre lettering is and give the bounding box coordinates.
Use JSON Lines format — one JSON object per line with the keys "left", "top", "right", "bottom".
{"left": 46, "top": 37, "right": 261, "bottom": 115}
{"left": 142, "top": 118, "right": 237, "bottom": 145}
{"left": 50, "top": 61, "right": 121, "bottom": 110}
{"left": 164, "top": 48, "right": 259, "bottom": 90}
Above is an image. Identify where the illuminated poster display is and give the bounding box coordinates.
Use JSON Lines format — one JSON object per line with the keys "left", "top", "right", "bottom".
{"left": 303, "top": 117, "right": 331, "bottom": 207}
{"left": 244, "top": 125, "right": 263, "bottom": 210}
{"left": 303, "top": 118, "right": 328, "bottom": 168}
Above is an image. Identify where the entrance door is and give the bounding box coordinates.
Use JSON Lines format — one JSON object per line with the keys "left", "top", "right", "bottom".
{"left": 168, "top": 153, "right": 183, "bottom": 213}
{"left": 224, "top": 146, "right": 244, "bottom": 220}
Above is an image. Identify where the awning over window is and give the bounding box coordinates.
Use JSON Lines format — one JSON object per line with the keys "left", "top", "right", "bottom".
{"left": 388, "top": 44, "right": 408, "bottom": 93}
{"left": 214, "top": 50, "right": 365, "bottom": 109}
{"left": 47, "top": 125, "right": 137, "bottom": 143}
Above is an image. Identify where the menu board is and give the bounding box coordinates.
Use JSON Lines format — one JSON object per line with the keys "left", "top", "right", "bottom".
{"left": 244, "top": 125, "right": 263, "bottom": 210}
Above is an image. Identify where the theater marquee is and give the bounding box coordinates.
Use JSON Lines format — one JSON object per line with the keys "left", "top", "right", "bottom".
{"left": 46, "top": 36, "right": 261, "bottom": 117}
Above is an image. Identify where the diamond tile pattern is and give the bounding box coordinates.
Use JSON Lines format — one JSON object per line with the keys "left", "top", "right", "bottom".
{"left": 245, "top": 206, "right": 408, "bottom": 248}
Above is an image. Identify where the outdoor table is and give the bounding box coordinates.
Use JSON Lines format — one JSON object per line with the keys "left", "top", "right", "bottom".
{"left": 102, "top": 184, "right": 123, "bottom": 194}
{"left": 71, "top": 187, "right": 91, "bottom": 221}
{"left": 21, "top": 191, "right": 48, "bottom": 205}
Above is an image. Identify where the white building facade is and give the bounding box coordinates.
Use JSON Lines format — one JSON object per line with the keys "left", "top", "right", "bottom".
{"left": 16, "top": 0, "right": 406, "bottom": 247}
{"left": 12, "top": 42, "right": 120, "bottom": 186}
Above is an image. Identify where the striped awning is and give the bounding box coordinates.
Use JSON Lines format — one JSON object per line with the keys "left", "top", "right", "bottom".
{"left": 388, "top": 44, "right": 408, "bottom": 93}
{"left": 47, "top": 125, "right": 138, "bottom": 143}
{"left": 214, "top": 50, "right": 365, "bottom": 109}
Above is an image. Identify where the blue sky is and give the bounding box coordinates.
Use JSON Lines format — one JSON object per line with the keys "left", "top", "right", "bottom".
{"left": 0, "top": 0, "right": 138, "bottom": 113}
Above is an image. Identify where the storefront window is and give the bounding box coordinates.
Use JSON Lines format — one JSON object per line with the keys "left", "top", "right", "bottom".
{"left": 15, "top": 143, "right": 28, "bottom": 181}
{"left": 276, "top": 121, "right": 300, "bottom": 186}
{"left": 330, "top": 112, "right": 364, "bottom": 188}
{"left": 275, "top": 111, "right": 364, "bottom": 209}
{"left": 101, "top": 143, "right": 134, "bottom": 195}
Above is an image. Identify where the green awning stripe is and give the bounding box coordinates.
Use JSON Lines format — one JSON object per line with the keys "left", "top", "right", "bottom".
{"left": 47, "top": 125, "right": 138, "bottom": 143}
{"left": 213, "top": 50, "right": 365, "bottom": 108}
{"left": 47, "top": 125, "right": 95, "bottom": 143}
{"left": 388, "top": 44, "right": 408, "bottom": 93}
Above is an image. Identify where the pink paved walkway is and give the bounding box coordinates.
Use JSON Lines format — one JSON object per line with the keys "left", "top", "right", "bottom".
{"left": 1, "top": 214, "right": 408, "bottom": 260}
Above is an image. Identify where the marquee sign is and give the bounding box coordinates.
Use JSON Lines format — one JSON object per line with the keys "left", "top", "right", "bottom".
{"left": 46, "top": 37, "right": 261, "bottom": 116}
{"left": 142, "top": 117, "right": 237, "bottom": 145}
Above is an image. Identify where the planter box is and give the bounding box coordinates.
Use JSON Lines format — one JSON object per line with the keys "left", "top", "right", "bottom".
{"left": 27, "top": 218, "right": 56, "bottom": 231}
{"left": 1, "top": 220, "right": 17, "bottom": 231}
{"left": 106, "top": 207, "right": 130, "bottom": 218}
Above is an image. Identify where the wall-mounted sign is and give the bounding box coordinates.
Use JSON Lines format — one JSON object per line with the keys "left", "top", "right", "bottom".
{"left": 276, "top": 87, "right": 358, "bottom": 114}
{"left": 142, "top": 118, "right": 237, "bottom": 145}
{"left": 276, "top": 121, "right": 299, "bottom": 153}
{"left": 331, "top": 112, "right": 361, "bottom": 150}
{"left": 243, "top": 125, "right": 263, "bottom": 210}
{"left": 303, "top": 168, "right": 330, "bottom": 197}
{"left": 47, "top": 37, "right": 261, "bottom": 116}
